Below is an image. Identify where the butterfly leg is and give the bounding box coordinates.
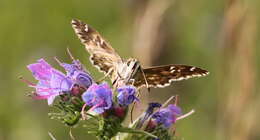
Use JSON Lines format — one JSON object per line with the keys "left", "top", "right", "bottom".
{"left": 130, "top": 89, "right": 140, "bottom": 123}
{"left": 96, "top": 68, "right": 113, "bottom": 84}
{"left": 140, "top": 67, "right": 150, "bottom": 92}
{"left": 129, "top": 79, "right": 135, "bottom": 85}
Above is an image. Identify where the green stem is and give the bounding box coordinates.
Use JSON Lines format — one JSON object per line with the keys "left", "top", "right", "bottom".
{"left": 119, "top": 127, "right": 157, "bottom": 139}
{"left": 86, "top": 113, "right": 100, "bottom": 120}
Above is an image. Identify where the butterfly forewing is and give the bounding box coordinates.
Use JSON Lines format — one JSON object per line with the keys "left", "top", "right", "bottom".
{"left": 71, "top": 19, "right": 122, "bottom": 75}
{"left": 133, "top": 65, "right": 209, "bottom": 88}
{"left": 71, "top": 19, "right": 209, "bottom": 89}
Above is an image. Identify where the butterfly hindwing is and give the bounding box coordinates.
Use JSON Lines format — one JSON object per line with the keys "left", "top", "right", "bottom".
{"left": 72, "top": 19, "right": 209, "bottom": 89}
{"left": 71, "top": 19, "right": 122, "bottom": 75}
{"left": 134, "top": 65, "right": 209, "bottom": 88}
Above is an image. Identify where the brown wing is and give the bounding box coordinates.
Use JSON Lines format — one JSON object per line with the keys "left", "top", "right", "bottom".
{"left": 71, "top": 19, "right": 122, "bottom": 75}
{"left": 133, "top": 64, "right": 209, "bottom": 88}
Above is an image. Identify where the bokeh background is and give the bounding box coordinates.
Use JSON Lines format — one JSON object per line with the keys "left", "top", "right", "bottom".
{"left": 0, "top": 0, "right": 259, "bottom": 139}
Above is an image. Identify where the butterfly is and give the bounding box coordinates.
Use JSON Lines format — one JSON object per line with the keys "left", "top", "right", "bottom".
{"left": 71, "top": 19, "right": 209, "bottom": 89}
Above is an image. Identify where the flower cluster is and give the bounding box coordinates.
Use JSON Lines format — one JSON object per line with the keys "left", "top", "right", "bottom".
{"left": 26, "top": 58, "right": 93, "bottom": 105}
{"left": 82, "top": 83, "right": 113, "bottom": 114}
{"left": 27, "top": 59, "right": 74, "bottom": 105}
{"left": 23, "top": 56, "right": 193, "bottom": 140}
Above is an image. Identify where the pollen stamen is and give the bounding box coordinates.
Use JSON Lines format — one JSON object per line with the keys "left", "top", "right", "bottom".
{"left": 67, "top": 48, "right": 76, "bottom": 61}
{"left": 81, "top": 103, "right": 88, "bottom": 120}
{"left": 19, "top": 76, "right": 36, "bottom": 86}
{"left": 176, "top": 109, "right": 195, "bottom": 121}
{"left": 54, "top": 57, "right": 63, "bottom": 66}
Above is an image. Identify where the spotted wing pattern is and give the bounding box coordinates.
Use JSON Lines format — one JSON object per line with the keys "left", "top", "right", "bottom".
{"left": 71, "top": 19, "right": 122, "bottom": 75}
{"left": 133, "top": 65, "right": 209, "bottom": 88}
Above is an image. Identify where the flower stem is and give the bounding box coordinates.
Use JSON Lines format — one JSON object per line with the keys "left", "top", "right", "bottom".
{"left": 119, "top": 127, "right": 157, "bottom": 138}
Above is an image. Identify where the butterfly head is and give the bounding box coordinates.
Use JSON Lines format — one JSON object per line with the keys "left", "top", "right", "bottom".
{"left": 113, "top": 58, "right": 141, "bottom": 87}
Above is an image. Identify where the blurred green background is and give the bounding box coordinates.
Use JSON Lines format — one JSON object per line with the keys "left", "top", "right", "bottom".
{"left": 0, "top": 0, "right": 259, "bottom": 139}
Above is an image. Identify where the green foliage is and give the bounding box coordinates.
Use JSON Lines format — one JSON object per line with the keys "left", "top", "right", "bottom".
{"left": 1, "top": 0, "right": 259, "bottom": 139}
{"left": 49, "top": 94, "right": 85, "bottom": 126}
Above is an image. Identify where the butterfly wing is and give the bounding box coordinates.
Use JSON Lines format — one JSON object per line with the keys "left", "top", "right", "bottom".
{"left": 133, "top": 65, "right": 209, "bottom": 88}
{"left": 71, "top": 19, "right": 122, "bottom": 75}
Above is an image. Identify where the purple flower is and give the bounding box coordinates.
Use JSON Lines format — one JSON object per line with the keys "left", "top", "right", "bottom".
{"left": 82, "top": 83, "right": 113, "bottom": 114}
{"left": 137, "top": 102, "right": 162, "bottom": 128}
{"left": 146, "top": 103, "right": 162, "bottom": 116}
{"left": 117, "top": 85, "right": 138, "bottom": 106}
{"left": 27, "top": 59, "right": 73, "bottom": 105}
{"left": 151, "top": 104, "right": 182, "bottom": 128}
{"left": 61, "top": 60, "right": 81, "bottom": 76}
{"left": 61, "top": 61, "right": 93, "bottom": 89}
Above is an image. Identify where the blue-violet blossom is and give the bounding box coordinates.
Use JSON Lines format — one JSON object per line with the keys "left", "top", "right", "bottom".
{"left": 137, "top": 102, "right": 162, "bottom": 128}
{"left": 61, "top": 60, "right": 93, "bottom": 89}
{"left": 27, "top": 59, "right": 73, "bottom": 105}
{"left": 151, "top": 104, "right": 182, "bottom": 128}
{"left": 117, "top": 85, "right": 138, "bottom": 106}
{"left": 82, "top": 83, "right": 113, "bottom": 114}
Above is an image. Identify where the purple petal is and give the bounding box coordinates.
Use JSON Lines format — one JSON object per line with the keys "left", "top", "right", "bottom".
{"left": 117, "top": 85, "right": 137, "bottom": 106}
{"left": 50, "top": 69, "right": 73, "bottom": 92}
{"left": 27, "top": 59, "right": 74, "bottom": 105}
{"left": 27, "top": 59, "right": 53, "bottom": 81}
{"left": 151, "top": 104, "right": 182, "bottom": 128}
{"left": 82, "top": 83, "right": 113, "bottom": 114}
{"left": 168, "top": 104, "right": 182, "bottom": 115}
{"left": 61, "top": 63, "right": 77, "bottom": 77}
{"left": 74, "top": 72, "right": 93, "bottom": 88}
{"left": 61, "top": 62, "right": 94, "bottom": 89}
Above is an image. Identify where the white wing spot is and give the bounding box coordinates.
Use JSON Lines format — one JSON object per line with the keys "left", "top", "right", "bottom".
{"left": 190, "top": 67, "right": 196, "bottom": 71}
{"left": 100, "top": 38, "right": 104, "bottom": 45}
{"left": 186, "top": 75, "right": 191, "bottom": 79}
{"left": 75, "top": 29, "right": 81, "bottom": 34}
{"left": 72, "top": 24, "right": 77, "bottom": 28}
{"left": 71, "top": 20, "right": 76, "bottom": 24}
{"left": 148, "top": 77, "right": 155, "bottom": 80}
{"left": 170, "top": 69, "right": 175, "bottom": 73}
{"left": 84, "top": 25, "right": 88, "bottom": 32}
{"left": 170, "top": 66, "right": 175, "bottom": 70}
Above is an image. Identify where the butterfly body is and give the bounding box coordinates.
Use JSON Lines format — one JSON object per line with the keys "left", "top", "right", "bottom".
{"left": 71, "top": 19, "right": 209, "bottom": 89}
{"left": 111, "top": 58, "right": 141, "bottom": 87}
